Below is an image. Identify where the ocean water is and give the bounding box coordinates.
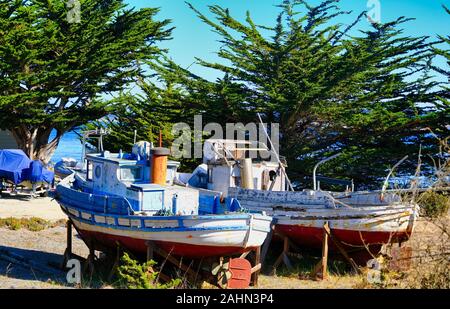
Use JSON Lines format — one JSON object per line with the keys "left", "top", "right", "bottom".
{"left": 49, "top": 130, "right": 83, "bottom": 164}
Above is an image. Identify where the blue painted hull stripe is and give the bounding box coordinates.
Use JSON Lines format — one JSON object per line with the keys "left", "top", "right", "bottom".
{"left": 60, "top": 205, "right": 249, "bottom": 233}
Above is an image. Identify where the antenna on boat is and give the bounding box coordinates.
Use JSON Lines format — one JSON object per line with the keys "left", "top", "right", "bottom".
{"left": 381, "top": 155, "right": 408, "bottom": 197}
{"left": 133, "top": 130, "right": 137, "bottom": 144}
{"left": 313, "top": 153, "right": 342, "bottom": 191}
{"left": 257, "top": 113, "right": 294, "bottom": 191}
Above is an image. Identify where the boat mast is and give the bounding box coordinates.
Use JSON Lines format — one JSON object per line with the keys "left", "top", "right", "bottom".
{"left": 257, "top": 113, "right": 294, "bottom": 191}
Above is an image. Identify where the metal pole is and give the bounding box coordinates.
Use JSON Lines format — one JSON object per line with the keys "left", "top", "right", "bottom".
{"left": 381, "top": 155, "right": 409, "bottom": 194}
{"left": 257, "top": 113, "right": 294, "bottom": 191}
{"left": 313, "top": 153, "right": 342, "bottom": 191}
{"left": 81, "top": 134, "right": 86, "bottom": 170}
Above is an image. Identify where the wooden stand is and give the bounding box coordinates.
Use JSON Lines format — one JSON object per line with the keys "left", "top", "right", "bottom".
{"left": 61, "top": 220, "right": 85, "bottom": 269}
{"left": 62, "top": 225, "right": 262, "bottom": 289}
{"left": 143, "top": 241, "right": 262, "bottom": 288}
{"left": 145, "top": 241, "right": 195, "bottom": 284}
{"left": 311, "top": 221, "right": 361, "bottom": 280}
{"left": 311, "top": 222, "right": 329, "bottom": 280}
{"left": 107, "top": 242, "right": 122, "bottom": 281}
{"left": 62, "top": 220, "right": 73, "bottom": 268}
{"left": 272, "top": 234, "right": 302, "bottom": 274}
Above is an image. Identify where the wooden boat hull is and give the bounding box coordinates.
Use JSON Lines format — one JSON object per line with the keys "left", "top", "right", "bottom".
{"left": 276, "top": 225, "right": 411, "bottom": 247}
{"left": 60, "top": 204, "right": 272, "bottom": 259}
{"left": 229, "top": 188, "right": 419, "bottom": 256}
{"left": 75, "top": 227, "right": 255, "bottom": 258}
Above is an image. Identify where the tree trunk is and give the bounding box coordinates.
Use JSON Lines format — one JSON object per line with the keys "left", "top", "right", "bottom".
{"left": 10, "top": 125, "right": 63, "bottom": 165}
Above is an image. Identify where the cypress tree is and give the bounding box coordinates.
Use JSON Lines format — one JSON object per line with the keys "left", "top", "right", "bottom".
{"left": 0, "top": 0, "right": 172, "bottom": 163}
{"left": 180, "top": 0, "right": 447, "bottom": 188}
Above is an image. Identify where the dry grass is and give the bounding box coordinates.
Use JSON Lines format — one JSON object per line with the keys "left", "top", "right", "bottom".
{"left": 0, "top": 217, "right": 66, "bottom": 231}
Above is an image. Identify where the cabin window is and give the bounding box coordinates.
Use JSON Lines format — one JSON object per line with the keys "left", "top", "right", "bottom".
{"left": 86, "top": 161, "right": 93, "bottom": 181}
{"left": 269, "top": 170, "right": 277, "bottom": 181}
{"left": 95, "top": 165, "right": 102, "bottom": 179}
{"left": 120, "top": 166, "right": 143, "bottom": 182}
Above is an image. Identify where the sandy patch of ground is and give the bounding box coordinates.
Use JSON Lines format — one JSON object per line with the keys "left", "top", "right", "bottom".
{"left": 0, "top": 226, "right": 88, "bottom": 289}
{"left": 257, "top": 274, "right": 363, "bottom": 289}
{"left": 0, "top": 196, "right": 66, "bottom": 221}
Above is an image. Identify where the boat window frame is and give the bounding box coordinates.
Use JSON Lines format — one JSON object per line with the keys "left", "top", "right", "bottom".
{"left": 120, "top": 165, "right": 144, "bottom": 182}
{"left": 86, "top": 160, "right": 93, "bottom": 181}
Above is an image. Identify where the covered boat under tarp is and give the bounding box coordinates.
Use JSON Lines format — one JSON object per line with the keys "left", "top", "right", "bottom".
{"left": 0, "top": 149, "right": 32, "bottom": 184}
{"left": 0, "top": 149, "right": 54, "bottom": 196}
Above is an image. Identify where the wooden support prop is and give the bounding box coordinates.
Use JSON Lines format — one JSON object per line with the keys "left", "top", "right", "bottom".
{"left": 323, "top": 224, "right": 361, "bottom": 274}
{"left": 153, "top": 246, "right": 198, "bottom": 280}
{"left": 146, "top": 241, "right": 154, "bottom": 261}
{"left": 0, "top": 248, "right": 59, "bottom": 276}
{"left": 311, "top": 222, "right": 329, "bottom": 280}
{"left": 239, "top": 251, "right": 250, "bottom": 259}
{"left": 260, "top": 223, "right": 274, "bottom": 265}
{"left": 142, "top": 241, "right": 173, "bottom": 283}
{"left": 273, "top": 235, "right": 297, "bottom": 273}
{"left": 251, "top": 247, "right": 261, "bottom": 287}
{"left": 61, "top": 220, "right": 73, "bottom": 269}
{"left": 82, "top": 240, "right": 96, "bottom": 278}
{"left": 108, "top": 242, "right": 122, "bottom": 281}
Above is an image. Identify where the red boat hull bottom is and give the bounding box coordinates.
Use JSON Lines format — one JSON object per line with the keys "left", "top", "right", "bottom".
{"left": 275, "top": 225, "right": 412, "bottom": 264}
{"left": 77, "top": 229, "right": 254, "bottom": 259}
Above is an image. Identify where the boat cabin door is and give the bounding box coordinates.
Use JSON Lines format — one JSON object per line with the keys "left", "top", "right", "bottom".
{"left": 92, "top": 162, "right": 105, "bottom": 194}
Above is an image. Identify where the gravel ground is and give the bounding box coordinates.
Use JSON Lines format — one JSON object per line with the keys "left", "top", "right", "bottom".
{"left": 0, "top": 226, "right": 88, "bottom": 289}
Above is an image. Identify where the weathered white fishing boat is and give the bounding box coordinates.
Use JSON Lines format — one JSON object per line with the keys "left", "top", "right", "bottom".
{"left": 229, "top": 188, "right": 418, "bottom": 254}
{"left": 53, "top": 144, "right": 272, "bottom": 258}
{"left": 186, "top": 139, "right": 419, "bottom": 257}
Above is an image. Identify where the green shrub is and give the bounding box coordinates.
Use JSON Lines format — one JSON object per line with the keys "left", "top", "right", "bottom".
{"left": 0, "top": 217, "right": 64, "bottom": 231}
{"left": 0, "top": 218, "right": 22, "bottom": 230}
{"left": 116, "top": 252, "right": 181, "bottom": 289}
{"left": 419, "top": 192, "right": 450, "bottom": 218}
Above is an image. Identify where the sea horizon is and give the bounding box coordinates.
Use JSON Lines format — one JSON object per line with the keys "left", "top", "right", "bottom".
{"left": 49, "top": 130, "right": 83, "bottom": 164}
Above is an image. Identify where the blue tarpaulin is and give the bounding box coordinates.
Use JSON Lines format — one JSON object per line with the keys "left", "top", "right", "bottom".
{"left": 0, "top": 149, "right": 54, "bottom": 185}
{"left": 27, "top": 160, "right": 54, "bottom": 185}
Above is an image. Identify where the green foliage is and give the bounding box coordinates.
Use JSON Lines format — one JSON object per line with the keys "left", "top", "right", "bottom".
{"left": 154, "top": 208, "right": 174, "bottom": 216}
{"left": 431, "top": 6, "right": 450, "bottom": 124}
{"left": 0, "top": 217, "right": 64, "bottom": 231}
{"left": 81, "top": 0, "right": 450, "bottom": 188}
{"left": 84, "top": 65, "right": 206, "bottom": 171}
{"left": 93, "top": 0, "right": 449, "bottom": 188}
{"left": 0, "top": 0, "right": 172, "bottom": 163}
{"left": 418, "top": 191, "right": 450, "bottom": 218}
{"left": 180, "top": 0, "right": 448, "bottom": 188}
{"left": 116, "top": 252, "right": 181, "bottom": 289}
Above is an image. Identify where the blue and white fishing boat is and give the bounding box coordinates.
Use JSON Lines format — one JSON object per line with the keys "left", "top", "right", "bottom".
{"left": 53, "top": 143, "right": 272, "bottom": 258}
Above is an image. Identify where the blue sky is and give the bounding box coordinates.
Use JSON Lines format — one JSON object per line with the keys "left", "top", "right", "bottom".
{"left": 125, "top": 0, "right": 449, "bottom": 81}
